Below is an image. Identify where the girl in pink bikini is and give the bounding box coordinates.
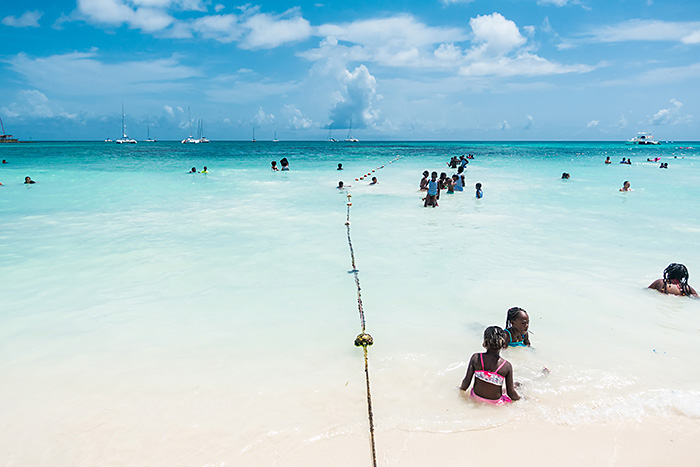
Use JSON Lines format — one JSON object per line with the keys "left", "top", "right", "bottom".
{"left": 460, "top": 326, "right": 520, "bottom": 405}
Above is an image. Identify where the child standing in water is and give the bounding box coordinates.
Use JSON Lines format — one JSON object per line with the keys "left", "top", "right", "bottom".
{"left": 460, "top": 326, "right": 520, "bottom": 405}
{"left": 504, "top": 307, "right": 531, "bottom": 347}
{"left": 424, "top": 172, "right": 439, "bottom": 207}
{"left": 475, "top": 182, "right": 483, "bottom": 199}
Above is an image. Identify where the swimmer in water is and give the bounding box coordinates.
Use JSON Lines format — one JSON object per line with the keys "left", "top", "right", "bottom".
{"left": 504, "top": 307, "right": 531, "bottom": 347}
{"left": 475, "top": 182, "right": 483, "bottom": 199}
{"left": 337, "top": 181, "right": 351, "bottom": 189}
{"left": 189, "top": 167, "right": 197, "bottom": 173}
{"left": 369, "top": 176, "right": 378, "bottom": 185}
{"left": 271, "top": 161, "right": 279, "bottom": 171}
{"left": 620, "top": 180, "right": 631, "bottom": 192}
{"left": 561, "top": 172, "right": 570, "bottom": 179}
{"left": 648, "top": 263, "right": 697, "bottom": 297}
{"left": 24, "top": 176, "right": 36, "bottom": 184}
{"left": 419, "top": 171, "right": 429, "bottom": 191}
{"left": 200, "top": 166, "right": 208, "bottom": 173}
{"left": 280, "top": 157, "right": 290, "bottom": 171}
{"left": 460, "top": 326, "right": 520, "bottom": 405}
{"left": 337, "top": 163, "right": 343, "bottom": 170}
{"left": 605, "top": 156, "right": 611, "bottom": 164}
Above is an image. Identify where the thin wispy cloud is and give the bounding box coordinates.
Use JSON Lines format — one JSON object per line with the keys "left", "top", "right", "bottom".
{"left": 2, "top": 10, "right": 43, "bottom": 28}
{"left": 582, "top": 19, "right": 700, "bottom": 44}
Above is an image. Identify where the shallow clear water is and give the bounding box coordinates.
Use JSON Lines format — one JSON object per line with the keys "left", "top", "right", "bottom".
{"left": 1, "top": 141, "right": 699, "bottom": 462}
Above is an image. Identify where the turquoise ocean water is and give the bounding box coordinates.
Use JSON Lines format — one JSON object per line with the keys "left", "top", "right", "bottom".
{"left": 1, "top": 141, "right": 699, "bottom": 464}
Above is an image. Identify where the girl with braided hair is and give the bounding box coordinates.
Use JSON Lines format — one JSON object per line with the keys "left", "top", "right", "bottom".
{"left": 648, "top": 263, "right": 698, "bottom": 297}
{"left": 504, "top": 307, "right": 531, "bottom": 347}
{"left": 460, "top": 326, "right": 520, "bottom": 405}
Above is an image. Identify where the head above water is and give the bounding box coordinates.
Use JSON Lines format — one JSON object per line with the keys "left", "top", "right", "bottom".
{"left": 505, "top": 307, "right": 529, "bottom": 332}
{"left": 338, "top": 181, "right": 344, "bottom": 188}
{"left": 483, "top": 326, "right": 507, "bottom": 351}
{"left": 664, "top": 263, "right": 689, "bottom": 283}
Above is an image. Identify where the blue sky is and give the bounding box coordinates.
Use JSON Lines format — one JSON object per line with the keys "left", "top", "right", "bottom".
{"left": 1, "top": 0, "right": 699, "bottom": 140}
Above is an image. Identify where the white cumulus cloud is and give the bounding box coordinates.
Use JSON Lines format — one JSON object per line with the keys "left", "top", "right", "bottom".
{"left": 328, "top": 65, "right": 379, "bottom": 129}
{"left": 282, "top": 105, "right": 314, "bottom": 129}
{"left": 586, "top": 120, "right": 599, "bottom": 128}
{"left": 253, "top": 107, "right": 275, "bottom": 126}
{"left": 241, "top": 9, "right": 312, "bottom": 49}
{"left": 468, "top": 13, "right": 526, "bottom": 57}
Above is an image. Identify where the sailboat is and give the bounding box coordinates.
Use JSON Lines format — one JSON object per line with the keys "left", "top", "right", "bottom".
{"left": 344, "top": 119, "right": 358, "bottom": 142}
{"left": 252, "top": 127, "right": 256, "bottom": 142}
{"left": 116, "top": 104, "right": 137, "bottom": 144}
{"left": 181, "top": 107, "right": 198, "bottom": 144}
{"left": 145, "top": 126, "right": 156, "bottom": 142}
{"left": 198, "top": 119, "right": 209, "bottom": 143}
{"left": 0, "top": 116, "right": 18, "bottom": 143}
{"left": 328, "top": 124, "right": 337, "bottom": 142}
{"left": 273, "top": 131, "right": 279, "bottom": 143}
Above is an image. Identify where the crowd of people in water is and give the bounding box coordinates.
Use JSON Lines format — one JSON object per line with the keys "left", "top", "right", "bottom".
{"left": 417, "top": 154, "right": 478, "bottom": 207}
{"left": 461, "top": 263, "right": 696, "bottom": 405}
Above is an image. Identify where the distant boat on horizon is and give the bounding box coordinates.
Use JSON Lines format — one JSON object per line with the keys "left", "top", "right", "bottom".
{"left": 0, "top": 116, "right": 19, "bottom": 143}
{"left": 116, "top": 104, "right": 137, "bottom": 144}
{"left": 145, "top": 126, "right": 157, "bottom": 142}
{"left": 344, "top": 119, "right": 358, "bottom": 142}
{"left": 182, "top": 107, "right": 199, "bottom": 144}
{"left": 627, "top": 131, "right": 660, "bottom": 145}
{"left": 328, "top": 124, "right": 337, "bottom": 142}
{"left": 198, "top": 119, "right": 209, "bottom": 143}
{"left": 273, "top": 130, "right": 279, "bottom": 142}
{"left": 252, "top": 127, "right": 256, "bottom": 142}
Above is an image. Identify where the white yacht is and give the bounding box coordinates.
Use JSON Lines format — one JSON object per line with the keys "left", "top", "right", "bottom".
{"left": 627, "top": 132, "right": 660, "bottom": 145}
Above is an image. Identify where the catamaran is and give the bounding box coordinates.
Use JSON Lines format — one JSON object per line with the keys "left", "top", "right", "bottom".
{"left": 182, "top": 107, "right": 199, "bottom": 144}
{"left": 116, "top": 104, "right": 137, "bottom": 144}
{"left": 198, "top": 119, "right": 209, "bottom": 143}
{"left": 344, "top": 120, "right": 359, "bottom": 142}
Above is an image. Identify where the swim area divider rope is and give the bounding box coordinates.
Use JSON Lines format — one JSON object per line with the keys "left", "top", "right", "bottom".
{"left": 343, "top": 155, "right": 399, "bottom": 467}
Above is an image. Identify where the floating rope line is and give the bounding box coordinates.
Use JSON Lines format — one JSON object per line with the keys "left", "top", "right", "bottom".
{"left": 345, "top": 193, "right": 376, "bottom": 466}
{"left": 343, "top": 155, "right": 400, "bottom": 467}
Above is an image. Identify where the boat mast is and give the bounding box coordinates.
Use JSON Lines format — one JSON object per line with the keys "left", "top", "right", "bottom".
{"left": 188, "top": 107, "right": 193, "bottom": 138}
{"left": 121, "top": 103, "right": 126, "bottom": 137}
